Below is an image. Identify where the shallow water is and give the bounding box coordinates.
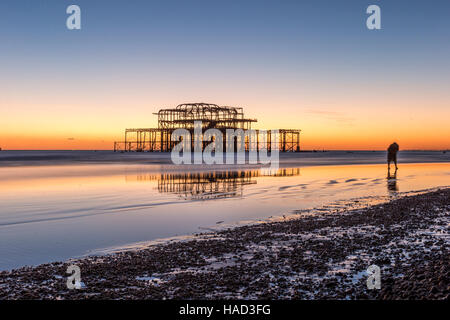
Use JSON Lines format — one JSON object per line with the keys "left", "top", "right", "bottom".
{"left": 0, "top": 160, "right": 449, "bottom": 271}
{"left": 1, "top": 150, "right": 449, "bottom": 167}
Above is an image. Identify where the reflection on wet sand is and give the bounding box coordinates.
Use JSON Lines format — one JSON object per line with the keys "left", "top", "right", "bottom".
{"left": 158, "top": 171, "right": 257, "bottom": 200}
{"left": 0, "top": 163, "right": 448, "bottom": 270}
{"left": 387, "top": 168, "right": 399, "bottom": 193}
{"left": 126, "top": 168, "right": 301, "bottom": 200}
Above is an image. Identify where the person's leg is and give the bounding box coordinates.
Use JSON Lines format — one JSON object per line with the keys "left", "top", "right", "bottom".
{"left": 394, "top": 155, "right": 398, "bottom": 169}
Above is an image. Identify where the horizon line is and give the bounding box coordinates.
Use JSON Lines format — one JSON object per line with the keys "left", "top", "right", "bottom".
{"left": 1, "top": 149, "right": 449, "bottom": 152}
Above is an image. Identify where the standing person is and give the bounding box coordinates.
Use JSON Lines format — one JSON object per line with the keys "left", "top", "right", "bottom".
{"left": 387, "top": 142, "right": 399, "bottom": 170}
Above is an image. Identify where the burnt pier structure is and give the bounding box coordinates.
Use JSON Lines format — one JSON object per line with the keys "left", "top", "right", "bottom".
{"left": 114, "top": 103, "right": 301, "bottom": 152}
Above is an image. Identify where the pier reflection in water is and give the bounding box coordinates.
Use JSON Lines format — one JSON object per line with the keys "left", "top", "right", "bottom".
{"left": 126, "top": 168, "right": 301, "bottom": 200}
{"left": 1, "top": 163, "right": 449, "bottom": 270}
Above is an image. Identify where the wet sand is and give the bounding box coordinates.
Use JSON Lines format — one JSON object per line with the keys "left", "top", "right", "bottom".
{"left": 1, "top": 162, "right": 449, "bottom": 271}
{"left": 1, "top": 188, "right": 448, "bottom": 300}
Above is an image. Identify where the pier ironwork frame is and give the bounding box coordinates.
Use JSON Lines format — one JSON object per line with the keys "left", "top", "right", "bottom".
{"left": 114, "top": 103, "right": 301, "bottom": 152}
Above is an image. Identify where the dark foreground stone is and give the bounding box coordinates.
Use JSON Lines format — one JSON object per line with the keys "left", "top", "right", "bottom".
{"left": 0, "top": 188, "right": 448, "bottom": 300}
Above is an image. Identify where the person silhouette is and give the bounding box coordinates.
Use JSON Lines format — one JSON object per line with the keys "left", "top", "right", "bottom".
{"left": 387, "top": 142, "right": 399, "bottom": 170}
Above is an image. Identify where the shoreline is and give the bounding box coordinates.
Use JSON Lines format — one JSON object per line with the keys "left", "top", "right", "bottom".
{"left": 1, "top": 188, "right": 448, "bottom": 300}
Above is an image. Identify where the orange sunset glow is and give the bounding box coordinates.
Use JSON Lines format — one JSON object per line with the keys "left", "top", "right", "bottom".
{"left": 2, "top": 94, "right": 449, "bottom": 150}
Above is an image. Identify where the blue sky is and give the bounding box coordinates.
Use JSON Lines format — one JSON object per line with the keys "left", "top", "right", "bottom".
{"left": 1, "top": 0, "right": 449, "bottom": 149}
{"left": 1, "top": 0, "right": 449, "bottom": 80}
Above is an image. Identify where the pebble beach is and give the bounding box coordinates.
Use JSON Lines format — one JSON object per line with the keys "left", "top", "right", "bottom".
{"left": 1, "top": 188, "right": 448, "bottom": 300}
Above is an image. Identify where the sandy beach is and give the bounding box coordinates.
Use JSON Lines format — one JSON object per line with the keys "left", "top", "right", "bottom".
{"left": 1, "top": 187, "right": 448, "bottom": 300}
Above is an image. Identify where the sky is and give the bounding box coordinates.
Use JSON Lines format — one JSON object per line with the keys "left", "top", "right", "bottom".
{"left": 0, "top": 0, "right": 449, "bottom": 150}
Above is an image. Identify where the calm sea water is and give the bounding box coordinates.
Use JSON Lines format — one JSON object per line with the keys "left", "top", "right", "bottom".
{"left": 0, "top": 151, "right": 449, "bottom": 270}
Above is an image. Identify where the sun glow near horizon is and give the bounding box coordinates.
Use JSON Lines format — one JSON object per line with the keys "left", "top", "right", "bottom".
{"left": 1, "top": 95, "right": 449, "bottom": 150}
